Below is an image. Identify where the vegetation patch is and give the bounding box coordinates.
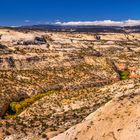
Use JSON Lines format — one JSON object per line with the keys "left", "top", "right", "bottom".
{"left": 119, "top": 70, "right": 130, "bottom": 80}
{"left": 4, "top": 90, "right": 57, "bottom": 119}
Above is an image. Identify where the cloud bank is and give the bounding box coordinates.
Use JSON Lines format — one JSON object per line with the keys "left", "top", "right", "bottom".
{"left": 55, "top": 20, "right": 140, "bottom": 26}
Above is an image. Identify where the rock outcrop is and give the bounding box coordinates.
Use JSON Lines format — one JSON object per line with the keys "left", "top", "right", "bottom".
{"left": 51, "top": 80, "right": 140, "bottom": 140}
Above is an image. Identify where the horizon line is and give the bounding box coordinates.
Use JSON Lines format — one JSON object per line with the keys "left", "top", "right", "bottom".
{"left": 1, "top": 19, "right": 140, "bottom": 27}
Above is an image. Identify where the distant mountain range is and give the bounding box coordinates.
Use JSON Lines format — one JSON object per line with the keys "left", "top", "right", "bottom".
{"left": 10, "top": 24, "right": 140, "bottom": 33}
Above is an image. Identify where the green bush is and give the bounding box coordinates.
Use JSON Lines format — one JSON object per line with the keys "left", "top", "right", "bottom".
{"left": 120, "top": 70, "right": 130, "bottom": 80}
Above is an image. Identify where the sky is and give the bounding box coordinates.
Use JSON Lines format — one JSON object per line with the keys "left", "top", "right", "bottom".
{"left": 0, "top": 0, "right": 140, "bottom": 26}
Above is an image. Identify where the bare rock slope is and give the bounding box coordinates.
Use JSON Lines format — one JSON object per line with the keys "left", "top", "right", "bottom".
{"left": 51, "top": 80, "right": 140, "bottom": 140}
{"left": 1, "top": 79, "right": 140, "bottom": 140}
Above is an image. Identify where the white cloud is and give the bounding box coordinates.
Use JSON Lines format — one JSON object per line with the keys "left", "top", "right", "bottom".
{"left": 25, "top": 20, "right": 30, "bottom": 23}
{"left": 55, "top": 20, "right": 140, "bottom": 26}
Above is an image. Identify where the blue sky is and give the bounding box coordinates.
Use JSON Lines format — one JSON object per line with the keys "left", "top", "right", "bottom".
{"left": 0, "top": 0, "right": 140, "bottom": 26}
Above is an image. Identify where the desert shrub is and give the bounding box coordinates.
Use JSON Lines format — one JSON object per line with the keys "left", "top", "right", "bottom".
{"left": 119, "top": 70, "right": 130, "bottom": 80}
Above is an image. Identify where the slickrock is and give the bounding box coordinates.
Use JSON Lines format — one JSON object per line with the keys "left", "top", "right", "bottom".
{"left": 51, "top": 80, "right": 140, "bottom": 140}
{"left": 0, "top": 28, "right": 140, "bottom": 140}
{"left": 0, "top": 79, "right": 140, "bottom": 140}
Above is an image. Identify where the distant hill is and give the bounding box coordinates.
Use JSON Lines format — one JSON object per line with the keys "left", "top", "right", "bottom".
{"left": 16, "top": 24, "right": 140, "bottom": 33}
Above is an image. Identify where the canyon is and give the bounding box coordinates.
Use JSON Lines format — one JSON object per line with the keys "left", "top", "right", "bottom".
{"left": 0, "top": 28, "right": 140, "bottom": 140}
